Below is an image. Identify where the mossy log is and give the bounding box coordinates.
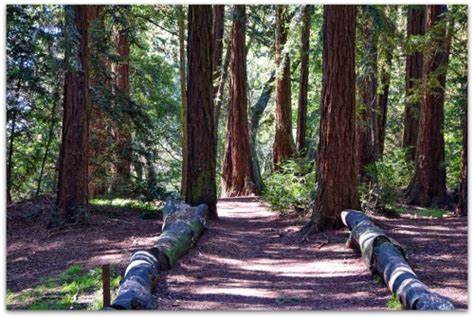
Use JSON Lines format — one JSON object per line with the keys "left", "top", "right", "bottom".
{"left": 341, "top": 210, "right": 454, "bottom": 310}
{"left": 111, "top": 202, "right": 208, "bottom": 309}
{"left": 152, "top": 203, "right": 208, "bottom": 270}
{"left": 110, "top": 251, "right": 159, "bottom": 309}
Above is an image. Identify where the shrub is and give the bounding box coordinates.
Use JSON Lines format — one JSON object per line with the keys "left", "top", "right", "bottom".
{"left": 263, "top": 158, "right": 315, "bottom": 212}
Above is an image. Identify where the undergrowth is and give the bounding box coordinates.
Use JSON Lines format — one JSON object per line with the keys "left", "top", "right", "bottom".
{"left": 6, "top": 265, "right": 122, "bottom": 310}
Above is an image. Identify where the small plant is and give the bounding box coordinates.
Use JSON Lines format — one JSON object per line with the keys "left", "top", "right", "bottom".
{"left": 387, "top": 293, "right": 402, "bottom": 310}
{"left": 263, "top": 158, "right": 315, "bottom": 213}
{"left": 372, "top": 274, "right": 382, "bottom": 284}
{"left": 89, "top": 197, "right": 159, "bottom": 212}
{"left": 6, "top": 265, "right": 122, "bottom": 310}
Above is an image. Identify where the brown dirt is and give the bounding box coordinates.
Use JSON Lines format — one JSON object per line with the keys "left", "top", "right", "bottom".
{"left": 6, "top": 195, "right": 163, "bottom": 292}
{"left": 7, "top": 196, "right": 467, "bottom": 310}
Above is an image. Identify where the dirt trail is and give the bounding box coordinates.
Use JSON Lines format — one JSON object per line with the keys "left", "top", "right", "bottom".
{"left": 155, "top": 197, "right": 391, "bottom": 310}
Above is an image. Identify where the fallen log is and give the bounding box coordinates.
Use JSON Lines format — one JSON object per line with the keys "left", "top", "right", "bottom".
{"left": 110, "top": 202, "right": 208, "bottom": 309}
{"left": 341, "top": 210, "right": 455, "bottom": 310}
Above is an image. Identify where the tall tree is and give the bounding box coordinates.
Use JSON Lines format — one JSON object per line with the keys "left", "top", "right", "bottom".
{"left": 309, "top": 5, "right": 359, "bottom": 231}
{"left": 111, "top": 8, "right": 132, "bottom": 193}
{"left": 407, "top": 5, "right": 449, "bottom": 206}
{"left": 403, "top": 6, "right": 425, "bottom": 162}
{"left": 374, "top": 6, "right": 397, "bottom": 159}
{"left": 296, "top": 5, "right": 312, "bottom": 155}
{"left": 87, "top": 5, "right": 107, "bottom": 198}
{"left": 456, "top": 83, "right": 467, "bottom": 216}
{"left": 185, "top": 5, "right": 217, "bottom": 218}
{"left": 212, "top": 5, "right": 225, "bottom": 99}
{"left": 221, "top": 5, "right": 258, "bottom": 197}
{"left": 273, "top": 5, "right": 295, "bottom": 169}
{"left": 56, "top": 5, "right": 91, "bottom": 220}
{"left": 178, "top": 5, "right": 188, "bottom": 197}
{"left": 356, "top": 6, "right": 377, "bottom": 179}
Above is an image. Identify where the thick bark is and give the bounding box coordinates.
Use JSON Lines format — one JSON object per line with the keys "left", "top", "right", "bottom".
{"left": 273, "top": 5, "right": 295, "bottom": 169}
{"left": 221, "top": 5, "right": 258, "bottom": 197}
{"left": 403, "top": 6, "right": 425, "bottom": 162}
{"left": 250, "top": 70, "right": 276, "bottom": 192}
{"left": 111, "top": 14, "right": 132, "bottom": 193}
{"left": 374, "top": 51, "right": 392, "bottom": 159}
{"left": 178, "top": 6, "right": 188, "bottom": 198}
{"left": 214, "top": 41, "right": 231, "bottom": 131}
{"left": 296, "top": 5, "right": 312, "bottom": 155}
{"left": 56, "top": 5, "right": 90, "bottom": 218}
{"left": 356, "top": 6, "right": 377, "bottom": 180}
{"left": 342, "top": 210, "right": 455, "bottom": 310}
{"left": 185, "top": 5, "right": 217, "bottom": 219}
{"left": 311, "top": 5, "right": 359, "bottom": 230}
{"left": 407, "top": 5, "right": 449, "bottom": 206}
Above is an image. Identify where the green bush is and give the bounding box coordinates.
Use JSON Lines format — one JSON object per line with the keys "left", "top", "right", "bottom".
{"left": 263, "top": 158, "right": 315, "bottom": 212}
{"left": 361, "top": 148, "right": 414, "bottom": 213}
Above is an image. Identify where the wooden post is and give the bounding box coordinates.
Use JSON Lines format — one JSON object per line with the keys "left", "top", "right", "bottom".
{"left": 102, "top": 264, "right": 111, "bottom": 308}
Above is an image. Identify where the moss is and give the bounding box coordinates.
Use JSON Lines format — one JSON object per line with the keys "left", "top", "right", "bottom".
{"left": 387, "top": 294, "right": 402, "bottom": 310}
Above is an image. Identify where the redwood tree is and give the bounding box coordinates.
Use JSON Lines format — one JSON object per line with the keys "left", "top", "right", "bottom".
{"left": 178, "top": 5, "right": 188, "bottom": 197}
{"left": 296, "top": 5, "right": 312, "bottom": 155}
{"left": 111, "top": 13, "right": 132, "bottom": 193}
{"left": 403, "top": 5, "right": 425, "bottom": 162}
{"left": 221, "top": 5, "right": 258, "bottom": 197}
{"left": 310, "top": 5, "right": 359, "bottom": 231}
{"left": 57, "top": 5, "right": 91, "bottom": 220}
{"left": 407, "top": 5, "right": 449, "bottom": 206}
{"left": 356, "top": 6, "right": 377, "bottom": 179}
{"left": 185, "top": 5, "right": 217, "bottom": 218}
{"left": 273, "top": 5, "right": 295, "bottom": 169}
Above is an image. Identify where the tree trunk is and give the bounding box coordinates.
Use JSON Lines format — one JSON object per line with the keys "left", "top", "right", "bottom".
{"left": 221, "top": 5, "right": 258, "bottom": 197}
{"left": 250, "top": 70, "right": 276, "bottom": 192}
{"left": 310, "top": 5, "right": 359, "bottom": 231}
{"left": 356, "top": 6, "right": 377, "bottom": 180}
{"left": 214, "top": 40, "right": 231, "bottom": 131}
{"left": 112, "top": 13, "right": 132, "bottom": 194}
{"left": 407, "top": 5, "right": 449, "bottom": 206}
{"left": 456, "top": 78, "right": 467, "bottom": 216}
{"left": 296, "top": 5, "right": 312, "bottom": 155}
{"left": 185, "top": 5, "right": 217, "bottom": 219}
{"left": 178, "top": 5, "right": 188, "bottom": 198}
{"left": 7, "top": 108, "right": 17, "bottom": 203}
{"left": 56, "top": 5, "right": 90, "bottom": 220}
{"left": 87, "top": 5, "right": 106, "bottom": 198}
{"left": 273, "top": 5, "right": 295, "bottom": 169}
{"left": 403, "top": 6, "right": 425, "bottom": 162}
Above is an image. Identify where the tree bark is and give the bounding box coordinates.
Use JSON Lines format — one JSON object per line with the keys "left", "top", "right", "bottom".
{"left": 212, "top": 5, "right": 225, "bottom": 98}
{"left": 185, "top": 5, "right": 217, "bottom": 219}
{"left": 56, "top": 5, "right": 90, "bottom": 219}
{"left": 221, "top": 5, "right": 258, "bottom": 197}
{"left": 214, "top": 40, "right": 231, "bottom": 131}
{"left": 296, "top": 5, "right": 312, "bottom": 155}
{"left": 356, "top": 6, "right": 377, "bottom": 180}
{"left": 111, "top": 11, "right": 132, "bottom": 194}
{"left": 273, "top": 5, "right": 295, "bottom": 169}
{"left": 178, "top": 5, "right": 188, "bottom": 198}
{"left": 250, "top": 70, "right": 276, "bottom": 192}
{"left": 310, "top": 5, "right": 359, "bottom": 231}
{"left": 403, "top": 6, "right": 425, "bottom": 162}
{"left": 7, "top": 108, "right": 17, "bottom": 203}
{"left": 407, "top": 5, "right": 449, "bottom": 206}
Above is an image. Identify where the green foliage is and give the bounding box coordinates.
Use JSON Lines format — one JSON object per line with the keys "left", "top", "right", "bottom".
{"left": 89, "top": 197, "right": 159, "bottom": 211}
{"left": 389, "top": 206, "right": 445, "bottom": 219}
{"left": 263, "top": 158, "right": 315, "bottom": 212}
{"left": 6, "top": 265, "right": 122, "bottom": 310}
{"left": 387, "top": 294, "right": 402, "bottom": 310}
{"left": 361, "top": 148, "right": 414, "bottom": 213}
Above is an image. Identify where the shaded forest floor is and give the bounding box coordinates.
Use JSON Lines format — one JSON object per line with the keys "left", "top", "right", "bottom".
{"left": 6, "top": 196, "right": 467, "bottom": 310}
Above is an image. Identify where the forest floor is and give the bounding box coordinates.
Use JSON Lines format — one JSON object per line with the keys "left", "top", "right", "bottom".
{"left": 6, "top": 196, "right": 468, "bottom": 310}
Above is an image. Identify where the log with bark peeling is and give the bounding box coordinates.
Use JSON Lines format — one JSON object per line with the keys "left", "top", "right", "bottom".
{"left": 110, "top": 202, "right": 208, "bottom": 309}
{"left": 341, "top": 210, "right": 455, "bottom": 310}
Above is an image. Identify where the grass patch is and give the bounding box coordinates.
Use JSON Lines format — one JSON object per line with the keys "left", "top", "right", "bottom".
{"left": 7, "top": 265, "right": 122, "bottom": 310}
{"left": 89, "top": 198, "right": 159, "bottom": 212}
{"left": 387, "top": 293, "right": 402, "bottom": 310}
{"left": 372, "top": 274, "right": 382, "bottom": 284}
{"left": 388, "top": 205, "right": 445, "bottom": 219}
